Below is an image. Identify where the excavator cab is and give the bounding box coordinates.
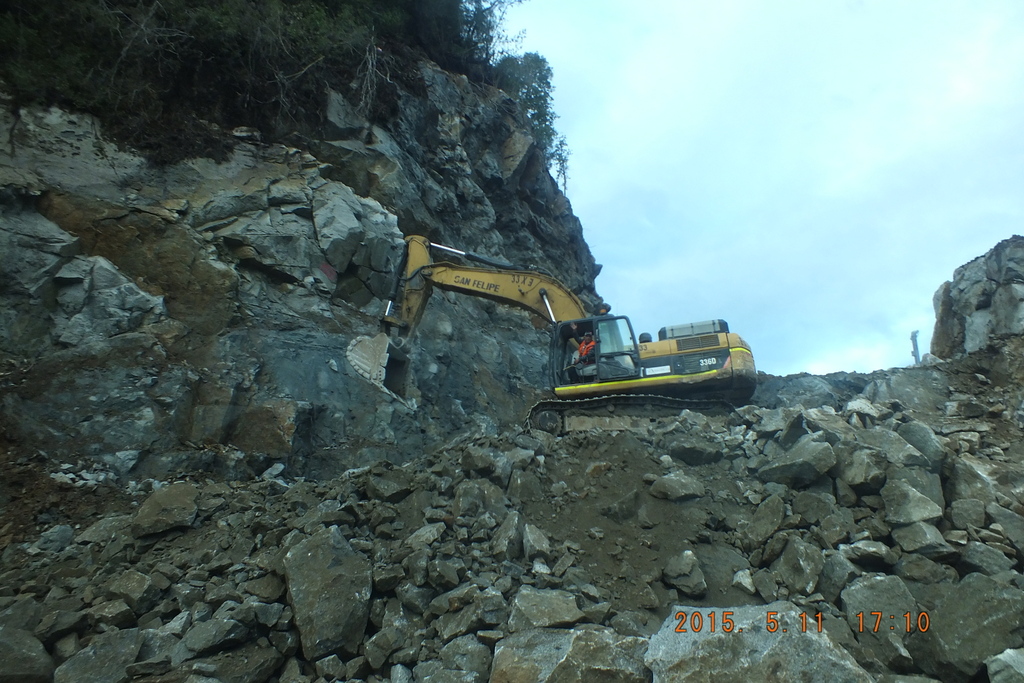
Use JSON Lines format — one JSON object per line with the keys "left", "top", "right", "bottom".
{"left": 552, "top": 316, "right": 641, "bottom": 388}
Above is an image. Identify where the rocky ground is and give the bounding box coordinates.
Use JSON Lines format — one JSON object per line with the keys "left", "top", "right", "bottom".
{"left": 4, "top": 338, "right": 1024, "bottom": 682}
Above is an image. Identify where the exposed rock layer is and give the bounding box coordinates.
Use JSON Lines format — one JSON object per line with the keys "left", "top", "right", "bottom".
{"left": 933, "top": 234, "right": 1024, "bottom": 358}
{"left": 0, "top": 64, "right": 598, "bottom": 477}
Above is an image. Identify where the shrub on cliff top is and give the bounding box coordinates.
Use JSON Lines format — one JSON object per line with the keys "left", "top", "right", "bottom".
{"left": 0, "top": 0, "right": 564, "bottom": 173}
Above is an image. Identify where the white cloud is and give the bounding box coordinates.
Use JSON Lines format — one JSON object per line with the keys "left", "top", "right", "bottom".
{"left": 505, "top": 1, "right": 1024, "bottom": 375}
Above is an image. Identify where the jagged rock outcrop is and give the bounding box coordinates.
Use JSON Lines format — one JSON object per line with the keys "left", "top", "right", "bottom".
{"left": 0, "top": 62, "right": 599, "bottom": 478}
{"left": 933, "top": 235, "right": 1024, "bottom": 358}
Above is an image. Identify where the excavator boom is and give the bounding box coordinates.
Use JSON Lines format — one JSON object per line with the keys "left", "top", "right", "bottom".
{"left": 346, "top": 235, "right": 590, "bottom": 401}
{"left": 383, "top": 235, "right": 587, "bottom": 335}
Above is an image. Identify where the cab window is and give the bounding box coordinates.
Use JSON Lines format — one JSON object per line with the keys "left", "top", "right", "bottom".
{"left": 597, "top": 318, "right": 636, "bottom": 354}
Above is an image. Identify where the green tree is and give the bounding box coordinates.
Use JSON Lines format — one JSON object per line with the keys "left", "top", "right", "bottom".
{"left": 495, "top": 52, "right": 555, "bottom": 150}
{"left": 550, "top": 133, "right": 570, "bottom": 193}
{"left": 495, "top": 52, "right": 569, "bottom": 190}
{"left": 0, "top": 0, "right": 570, "bottom": 171}
{"left": 461, "top": 0, "right": 522, "bottom": 66}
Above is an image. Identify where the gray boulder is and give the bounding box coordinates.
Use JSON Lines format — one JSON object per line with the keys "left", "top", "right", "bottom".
{"left": 191, "top": 642, "right": 283, "bottom": 683}
{"left": 0, "top": 202, "right": 79, "bottom": 355}
{"left": 819, "top": 552, "right": 862, "bottom": 604}
{"left": 948, "top": 456, "right": 1000, "bottom": 504}
{"left": 887, "top": 467, "right": 945, "bottom": 510}
{"left": 284, "top": 526, "right": 372, "bottom": 659}
{"left": 439, "top": 634, "right": 492, "bottom": 681}
{"left": 491, "top": 511, "right": 523, "bottom": 561}
{"left": 840, "top": 575, "right": 918, "bottom": 666}
{"left": 452, "top": 479, "right": 508, "bottom": 520}
{"left": 665, "top": 432, "right": 723, "bottom": 465}
{"left": 491, "top": 626, "right": 649, "bottom": 682}
{"left": 0, "top": 627, "right": 54, "bottom": 683}
{"left": 53, "top": 255, "right": 165, "bottom": 346}
{"left": 895, "top": 421, "right": 947, "bottom": 468}
{"left": 649, "top": 471, "right": 704, "bottom": 501}
{"left": 107, "top": 570, "right": 162, "bottom": 615}
{"left": 841, "top": 540, "right": 899, "bottom": 567}
{"left": 313, "top": 181, "right": 402, "bottom": 290}
{"left": 508, "top": 586, "right": 584, "bottom": 632}
{"left": 950, "top": 499, "right": 986, "bottom": 529}
{"left": 744, "top": 494, "right": 784, "bottom": 549}
{"left": 181, "top": 618, "right": 250, "bottom": 658}
{"left": 890, "top": 522, "right": 955, "bottom": 559}
{"left": 856, "top": 428, "right": 932, "bottom": 470}
{"left": 0, "top": 597, "right": 42, "bottom": 632}
{"left": 758, "top": 434, "right": 836, "bottom": 487}
{"left": 837, "top": 447, "right": 887, "bottom": 493}
{"left": 987, "top": 504, "right": 1024, "bottom": 560}
{"left": 881, "top": 480, "right": 943, "bottom": 525}
{"left": 908, "top": 573, "right": 1024, "bottom": 681}
{"left": 752, "top": 375, "right": 842, "bottom": 410}
{"left": 988, "top": 648, "right": 1024, "bottom": 683}
{"left": 958, "top": 542, "right": 1016, "bottom": 576}
{"left": 663, "top": 550, "right": 708, "bottom": 598}
{"left": 646, "top": 602, "right": 872, "bottom": 682}
{"left": 405, "top": 522, "right": 446, "bottom": 549}
{"left": 54, "top": 628, "right": 144, "bottom": 683}
{"left": 34, "top": 524, "right": 74, "bottom": 553}
{"left": 131, "top": 482, "right": 199, "bottom": 537}
{"left": 861, "top": 368, "right": 949, "bottom": 413}
{"left": 522, "top": 524, "right": 552, "bottom": 561}
{"left": 737, "top": 405, "right": 804, "bottom": 436}
{"left": 771, "top": 537, "right": 825, "bottom": 597}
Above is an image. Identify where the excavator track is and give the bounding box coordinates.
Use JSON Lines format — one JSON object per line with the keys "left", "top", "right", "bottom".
{"left": 526, "top": 392, "right": 738, "bottom": 434}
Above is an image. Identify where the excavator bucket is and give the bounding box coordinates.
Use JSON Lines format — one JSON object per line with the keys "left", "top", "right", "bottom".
{"left": 346, "top": 333, "right": 389, "bottom": 384}
{"left": 345, "top": 333, "right": 412, "bottom": 399}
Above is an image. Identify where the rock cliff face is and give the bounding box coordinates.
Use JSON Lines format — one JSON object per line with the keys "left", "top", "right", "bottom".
{"left": 932, "top": 235, "right": 1024, "bottom": 358}
{"left": 0, "top": 63, "right": 599, "bottom": 478}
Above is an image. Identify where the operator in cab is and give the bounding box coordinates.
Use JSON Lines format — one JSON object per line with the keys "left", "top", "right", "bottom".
{"left": 566, "top": 322, "right": 597, "bottom": 383}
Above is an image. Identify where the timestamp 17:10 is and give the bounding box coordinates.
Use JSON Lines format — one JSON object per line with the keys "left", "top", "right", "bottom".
{"left": 856, "top": 611, "right": 931, "bottom": 633}
{"left": 673, "top": 611, "right": 827, "bottom": 633}
{"left": 673, "top": 610, "right": 931, "bottom": 634}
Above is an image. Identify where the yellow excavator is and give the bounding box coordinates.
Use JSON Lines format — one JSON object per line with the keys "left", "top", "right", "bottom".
{"left": 346, "top": 235, "right": 757, "bottom": 431}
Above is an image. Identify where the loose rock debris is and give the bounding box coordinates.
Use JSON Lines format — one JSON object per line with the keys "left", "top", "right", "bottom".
{"left": 5, "top": 361, "right": 1024, "bottom": 682}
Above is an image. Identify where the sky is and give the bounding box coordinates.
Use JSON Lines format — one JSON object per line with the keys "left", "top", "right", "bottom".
{"left": 503, "top": 0, "right": 1024, "bottom": 376}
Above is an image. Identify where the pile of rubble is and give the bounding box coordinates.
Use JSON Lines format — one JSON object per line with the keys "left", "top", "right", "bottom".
{"left": 3, "top": 358, "right": 1024, "bottom": 682}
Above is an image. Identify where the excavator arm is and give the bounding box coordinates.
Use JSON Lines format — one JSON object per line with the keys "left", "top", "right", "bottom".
{"left": 383, "top": 235, "right": 588, "bottom": 337}
{"left": 347, "top": 235, "right": 591, "bottom": 401}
